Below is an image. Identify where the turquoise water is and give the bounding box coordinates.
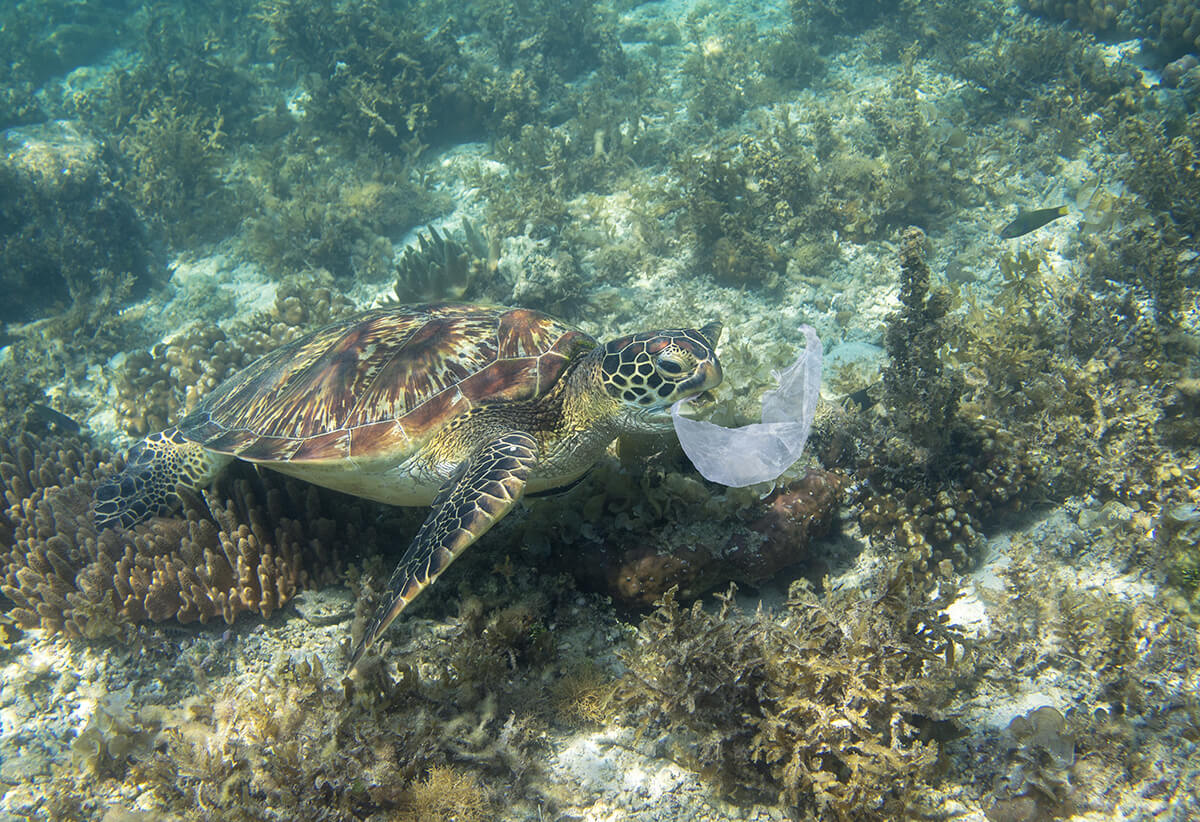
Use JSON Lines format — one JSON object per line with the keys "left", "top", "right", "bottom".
{"left": 1, "top": 1, "right": 1198, "bottom": 819}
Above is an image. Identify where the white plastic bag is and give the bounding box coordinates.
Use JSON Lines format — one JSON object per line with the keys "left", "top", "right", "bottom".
{"left": 671, "top": 325, "right": 822, "bottom": 487}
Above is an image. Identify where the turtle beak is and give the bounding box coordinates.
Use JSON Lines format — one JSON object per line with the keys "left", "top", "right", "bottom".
{"left": 651, "top": 359, "right": 721, "bottom": 422}
{"left": 688, "top": 358, "right": 722, "bottom": 396}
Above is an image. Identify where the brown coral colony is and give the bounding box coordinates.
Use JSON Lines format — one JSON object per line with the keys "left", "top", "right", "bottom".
{"left": 0, "top": 433, "right": 361, "bottom": 637}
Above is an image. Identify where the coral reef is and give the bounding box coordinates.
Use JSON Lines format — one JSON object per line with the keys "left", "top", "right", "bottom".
{"left": 23, "top": 567, "right": 596, "bottom": 819}
{"left": 0, "top": 120, "right": 162, "bottom": 325}
{"left": 243, "top": 140, "right": 441, "bottom": 281}
{"left": 850, "top": 229, "right": 1016, "bottom": 567}
{"left": 952, "top": 246, "right": 1195, "bottom": 508}
{"left": 1096, "top": 113, "right": 1200, "bottom": 330}
{"left": 2, "top": 0, "right": 1198, "bottom": 818}
{"left": 1023, "top": 0, "right": 1200, "bottom": 59}
{"left": 987, "top": 705, "right": 1077, "bottom": 819}
{"left": 960, "top": 525, "right": 1200, "bottom": 817}
{"left": 474, "top": 0, "right": 622, "bottom": 80}
{"left": 854, "top": 223, "right": 1197, "bottom": 566}
{"left": 617, "top": 550, "right": 964, "bottom": 817}
{"left": 1159, "top": 504, "right": 1200, "bottom": 609}
{"left": 259, "top": 0, "right": 482, "bottom": 148}
{"left": 0, "top": 432, "right": 372, "bottom": 638}
{"left": 790, "top": 0, "right": 901, "bottom": 36}
{"left": 0, "top": 0, "right": 132, "bottom": 128}
{"left": 113, "top": 325, "right": 249, "bottom": 438}
{"left": 1152, "top": 2, "right": 1200, "bottom": 58}
{"left": 679, "top": 144, "right": 799, "bottom": 287}
{"left": 676, "top": 60, "right": 981, "bottom": 289}
{"left": 1021, "top": 0, "right": 1128, "bottom": 33}
{"left": 66, "top": 2, "right": 263, "bottom": 250}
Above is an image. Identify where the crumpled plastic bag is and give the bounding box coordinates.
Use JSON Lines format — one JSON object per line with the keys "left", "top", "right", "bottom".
{"left": 671, "top": 325, "right": 822, "bottom": 487}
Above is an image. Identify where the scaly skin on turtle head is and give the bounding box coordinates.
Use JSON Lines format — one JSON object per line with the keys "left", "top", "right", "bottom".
{"left": 597, "top": 321, "right": 723, "bottom": 431}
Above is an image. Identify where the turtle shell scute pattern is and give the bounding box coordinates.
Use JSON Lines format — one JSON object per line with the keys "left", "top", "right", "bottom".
{"left": 177, "top": 304, "right": 596, "bottom": 463}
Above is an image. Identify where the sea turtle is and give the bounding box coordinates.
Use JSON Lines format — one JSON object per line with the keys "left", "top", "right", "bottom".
{"left": 93, "top": 302, "right": 722, "bottom": 670}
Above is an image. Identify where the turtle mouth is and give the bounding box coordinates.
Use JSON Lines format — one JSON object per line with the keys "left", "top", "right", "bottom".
{"left": 647, "top": 388, "right": 716, "bottom": 423}
{"left": 664, "top": 390, "right": 714, "bottom": 417}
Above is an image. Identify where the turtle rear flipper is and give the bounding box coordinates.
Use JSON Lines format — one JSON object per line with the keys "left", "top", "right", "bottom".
{"left": 348, "top": 431, "right": 540, "bottom": 672}
{"left": 93, "top": 428, "right": 231, "bottom": 530}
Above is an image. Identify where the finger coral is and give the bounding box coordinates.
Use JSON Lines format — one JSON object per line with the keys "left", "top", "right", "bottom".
{"left": 0, "top": 432, "right": 372, "bottom": 637}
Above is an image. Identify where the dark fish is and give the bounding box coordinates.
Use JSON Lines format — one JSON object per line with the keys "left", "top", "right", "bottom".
{"left": 1003, "top": 204, "right": 1070, "bottom": 237}
{"left": 28, "top": 403, "right": 82, "bottom": 435}
{"left": 845, "top": 384, "right": 878, "bottom": 412}
{"left": 999, "top": 205, "right": 1069, "bottom": 239}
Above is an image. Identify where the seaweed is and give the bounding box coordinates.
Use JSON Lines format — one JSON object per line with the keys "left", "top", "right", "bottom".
{"left": 0, "top": 0, "right": 134, "bottom": 129}
{"left": 0, "top": 121, "right": 164, "bottom": 330}
{"left": 69, "top": 2, "right": 264, "bottom": 249}
{"left": 473, "top": 0, "right": 623, "bottom": 79}
{"left": 618, "top": 549, "right": 965, "bottom": 817}
{"left": 882, "top": 227, "right": 964, "bottom": 455}
{"left": 259, "top": 0, "right": 483, "bottom": 148}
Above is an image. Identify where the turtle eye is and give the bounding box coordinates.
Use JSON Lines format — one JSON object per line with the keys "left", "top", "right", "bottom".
{"left": 654, "top": 353, "right": 687, "bottom": 379}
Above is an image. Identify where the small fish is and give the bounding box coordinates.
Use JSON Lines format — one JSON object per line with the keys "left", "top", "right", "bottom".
{"left": 999, "top": 205, "right": 1069, "bottom": 239}
{"left": 847, "top": 386, "right": 875, "bottom": 411}
{"left": 28, "top": 403, "right": 82, "bottom": 435}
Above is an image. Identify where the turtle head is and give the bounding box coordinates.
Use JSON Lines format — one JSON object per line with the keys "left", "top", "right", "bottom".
{"left": 599, "top": 321, "right": 723, "bottom": 430}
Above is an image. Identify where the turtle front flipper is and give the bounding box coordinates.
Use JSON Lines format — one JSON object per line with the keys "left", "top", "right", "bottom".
{"left": 93, "top": 428, "right": 231, "bottom": 530}
{"left": 348, "top": 431, "right": 540, "bottom": 672}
